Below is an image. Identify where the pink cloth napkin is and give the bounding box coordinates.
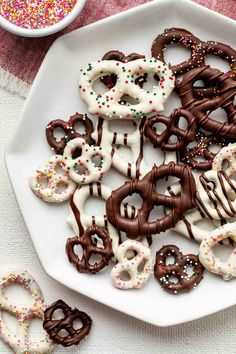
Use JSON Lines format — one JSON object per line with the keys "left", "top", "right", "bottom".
{"left": 0, "top": 0, "right": 235, "bottom": 97}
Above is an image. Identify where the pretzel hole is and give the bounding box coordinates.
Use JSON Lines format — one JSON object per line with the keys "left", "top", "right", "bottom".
{"left": 119, "top": 271, "right": 131, "bottom": 281}
{"left": 53, "top": 127, "right": 65, "bottom": 142}
{"left": 193, "top": 80, "right": 205, "bottom": 88}
{"left": 167, "top": 275, "right": 179, "bottom": 284}
{"left": 207, "top": 107, "right": 228, "bottom": 123}
{"left": 125, "top": 249, "right": 138, "bottom": 260}
{"left": 208, "top": 143, "right": 221, "bottom": 154}
{"left": 37, "top": 175, "right": 49, "bottom": 188}
{"left": 73, "top": 318, "right": 83, "bottom": 330}
{"left": 89, "top": 253, "right": 103, "bottom": 265}
{"left": 73, "top": 244, "right": 84, "bottom": 260}
{"left": 184, "top": 264, "right": 194, "bottom": 278}
{"left": 148, "top": 205, "right": 165, "bottom": 222}
{"left": 152, "top": 122, "right": 166, "bottom": 134}
{"left": 119, "top": 95, "right": 140, "bottom": 106}
{"left": 55, "top": 163, "right": 64, "bottom": 174}
{"left": 168, "top": 135, "right": 178, "bottom": 144}
{"left": 74, "top": 165, "right": 88, "bottom": 176}
{"left": 155, "top": 176, "right": 181, "bottom": 195}
{"left": 58, "top": 329, "right": 70, "bottom": 338}
{"left": 93, "top": 77, "right": 110, "bottom": 95}
{"left": 206, "top": 181, "right": 216, "bottom": 191}
{"left": 121, "top": 193, "right": 143, "bottom": 210}
{"left": 2, "top": 311, "right": 18, "bottom": 334}
{"left": 55, "top": 182, "right": 68, "bottom": 194}
{"left": 205, "top": 55, "right": 230, "bottom": 74}
{"left": 28, "top": 318, "right": 48, "bottom": 342}
{"left": 164, "top": 44, "right": 190, "bottom": 68}
{"left": 194, "top": 156, "right": 207, "bottom": 163}
{"left": 74, "top": 122, "right": 86, "bottom": 135}
{"left": 52, "top": 308, "right": 65, "bottom": 320}
{"left": 91, "top": 234, "right": 104, "bottom": 248}
{"left": 137, "top": 259, "right": 146, "bottom": 273}
{"left": 3, "top": 283, "right": 35, "bottom": 308}
{"left": 186, "top": 140, "right": 197, "bottom": 149}
{"left": 141, "top": 74, "right": 158, "bottom": 92}
{"left": 177, "top": 116, "right": 188, "bottom": 130}
{"left": 72, "top": 147, "right": 82, "bottom": 159}
{"left": 91, "top": 154, "right": 103, "bottom": 168}
{"left": 165, "top": 255, "right": 175, "bottom": 265}
{"left": 221, "top": 159, "right": 230, "bottom": 171}
{"left": 109, "top": 119, "right": 137, "bottom": 134}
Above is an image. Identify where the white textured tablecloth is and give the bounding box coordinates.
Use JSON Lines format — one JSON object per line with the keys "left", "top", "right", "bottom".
{"left": 1, "top": 87, "right": 236, "bottom": 354}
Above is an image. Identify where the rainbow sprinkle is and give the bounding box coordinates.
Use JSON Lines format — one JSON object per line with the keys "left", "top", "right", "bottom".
{"left": 0, "top": 0, "right": 78, "bottom": 29}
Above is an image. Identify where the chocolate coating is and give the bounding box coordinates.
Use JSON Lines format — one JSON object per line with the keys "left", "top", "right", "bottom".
{"left": 66, "top": 225, "right": 113, "bottom": 274}
{"left": 46, "top": 113, "right": 94, "bottom": 154}
{"left": 154, "top": 245, "right": 205, "bottom": 294}
{"left": 179, "top": 131, "right": 229, "bottom": 171}
{"left": 180, "top": 40, "right": 236, "bottom": 97}
{"left": 106, "top": 163, "right": 196, "bottom": 237}
{"left": 144, "top": 108, "right": 196, "bottom": 151}
{"left": 203, "top": 41, "right": 236, "bottom": 79}
{"left": 100, "top": 50, "right": 147, "bottom": 88}
{"left": 179, "top": 66, "right": 236, "bottom": 139}
{"left": 43, "top": 299, "right": 92, "bottom": 347}
{"left": 151, "top": 28, "right": 204, "bottom": 75}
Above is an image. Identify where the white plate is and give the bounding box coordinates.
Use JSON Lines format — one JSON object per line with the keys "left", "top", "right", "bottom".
{"left": 5, "top": 0, "right": 236, "bottom": 327}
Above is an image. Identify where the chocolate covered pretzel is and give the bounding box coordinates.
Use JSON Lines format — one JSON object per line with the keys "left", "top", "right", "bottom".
{"left": 106, "top": 162, "right": 196, "bottom": 237}
{"left": 179, "top": 66, "right": 236, "bottom": 138}
{"left": 46, "top": 113, "right": 94, "bottom": 154}
{"left": 101, "top": 50, "right": 147, "bottom": 88}
{"left": 179, "top": 131, "right": 229, "bottom": 171}
{"left": 43, "top": 300, "right": 92, "bottom": 347}
{"left": 151, "top": 28, "right": 204, "bottom": 75}
{"left": 66, "top": 225, "right": 113, "bottom": 273}
{"left": 154, "top": 245, "right": 204, "bottom": 294}
{"left": 144, "top": 108, "right": 196, "bottom": 151}
{"left": 181, "top": 40, "right": 236, "bottom": 97}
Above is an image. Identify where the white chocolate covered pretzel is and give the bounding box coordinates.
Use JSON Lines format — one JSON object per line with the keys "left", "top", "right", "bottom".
{"left": 167, "top": 182, "right": 235, "bottom": 246}
{"left": 199, "top": 222, "right": 236, "bottom": 281}
{"left": 93, "top": 117, "right": 176, "bottom": 178}
{"left": 212, "top": 143, "right": 236, "bottom": 178}
{"left": 62, "top": 138, "right": 111, "bottom": 184}
{"left": 196, "top": 169, "right": 236, "bottom": 220}
{"left": 0, "top": 269, "right": 53, "bottom": 353}
{"left": 78, "top": 58, "right": 175, "bottom": 120}
{"left": 111, "top": 240, "right": 153, "bottom": 289}
{"left": 30, "top": 155, "right": 76, "bottom": 203}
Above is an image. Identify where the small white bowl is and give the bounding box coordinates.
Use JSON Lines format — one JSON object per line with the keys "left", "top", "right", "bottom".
{"left": 0, "top": 0, "right": 87, "bottom": 37}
